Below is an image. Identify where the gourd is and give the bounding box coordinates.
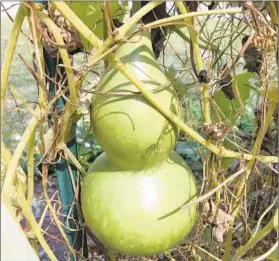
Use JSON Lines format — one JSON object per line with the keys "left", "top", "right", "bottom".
{"left": 67, "top": 1, "right": 125, "bottom": 50}
{"left": 91, "top": 28, "right": 181, "bottom": 170}
{"left": 81, "top": 151, "right": 197, "bottom": 256}
{"left": 82, "top": 26, "right": 198, "bottom": 257}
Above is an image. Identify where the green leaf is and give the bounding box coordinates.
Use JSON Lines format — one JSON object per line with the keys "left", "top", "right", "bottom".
{"left": 231, "top": 72, "right": 254, "bottom": 109}
{"left": 67, "top": 2, "right": 127, "bottom": 50}
{"left": 221, "top": 135, "right": 243, "bottom": 169}
{"left": 166, "top": 65, "right": 185, "bottom": 99}
{"left": 214, "top": 72, "right": 254, "bottom": 122}
{"left": 166, "top": 64, "right": 176, "bottom": 79}
{"left": 213, "top": 90, "right": 234, "bottom": 121}
{"left": 260, "top": 81, "right": 278, "bottom": 103}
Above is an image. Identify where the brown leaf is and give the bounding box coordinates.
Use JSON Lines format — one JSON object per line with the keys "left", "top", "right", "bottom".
{"left": 204, "top": 201, "right": 233, "bottom": 243}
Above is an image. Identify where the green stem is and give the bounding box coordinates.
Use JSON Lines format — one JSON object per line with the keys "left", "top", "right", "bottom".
{"left": 193, "top": 244, "right": 222, "bottom": 261}
{"left": 253, "top": 196, "right": 278, "bottom": 237}
{"left": 15, "top": 179, "right": 58, "bottom": 261}
{"left": 143, "top": 8, "right": 242, "bottom": 29}
{"left": 52, "top": 1, "right": 162, "bottom": 86}
{"left": 176, "top": 2, "right": 211, "bottom": 123}
{"left": 116, "top": 1, "right": 162, "bottom": 40}
{"left": 108, "top": 249, "right": 116, "bottom": 261}
{"left": 270, "top": 2, "right": 278, "bottom": 25}
{"left": 2, "top": 92, "right": 63, "bottom": 203}
{"left": 8, "top": 82, "right": 37, "bottom": 116}
{"left": 38, "top": 13, "right": 77, "bottom": 104}
{"left": 252, "top": 241, "right": 278, "bottom": 261}
{"left": 172, "top": 26, "right": 218, "bottom": 51}
{"left": 38, "top": 12, "right": 79, "bottom": 145}
{"left": 42, "top": 168, "right": 77, "bottom": 256}
{"left": 1, "top": 3, "right": 28, "bottom": 125}
{"left": 103, "top": 3, "right": 109, "bottom": 68}
{"left": 223, "top": 99, "right": 278, "bottom": 261}
{"left": 51, "top": 0, "right": 278, "bottom": 164}
{"left": 2, "top": 110, "right": 39, "bottom": 203}
{"left": 27, "top": 128, "right": 36, "bottom": 206}
{"left": 28, "top": 14, "right": 46, "bottom": 107}
{"left": 176, "top": 2, "right": 203, "bottom": 71}
{"left": 31, "top": 238, "right": 39, "bottom": 255}
{"left": 232, "top": 217, "right": 274, "bottom": 260}
{"left": 61, "top": 144, "right": 87, "bottom": 177}
{"left": 202, "top": 84, "right": 211, "bottom": 123}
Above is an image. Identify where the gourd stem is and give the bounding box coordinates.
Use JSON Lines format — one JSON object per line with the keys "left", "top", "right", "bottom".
{"left": 252, "top": 241, "right": 278, "bottom": 261}
{"left": 1, "top": 3, "right": 28, "bottom": 125}
{"left": 27, "top": 10, "right": 46, "bottom": 107}
{"left": 2, "top": 111, "right": 39, "bottom": 202}
{"left": 108, "top": 53, "right": 277, "bottom": 162}
{"left": 116, "top": 1, "right": 162, "bottom": 39}
{"left": 223, "top": 99, "right": 278, "bottom": 261}
{"left": 42, "top": 166, "right": 77, "bottom": 257}
{"left": 7, "top": 82, "right": 37, "bottom": 116}
{"left": 270, "top": 1, "right": 278, "bottom": 26}
{"left": 38, "top": 2, "right": 86, "bottom": 259}
{"left": 27, "top": 128, "right": 36, "bottom": 206}
{"left": 176, "top": 2, "right": 203, "bottom": 71}
{"left": 2, "top": 91, "right": 64, "bottom": 219}
{"left": 51, "top": 1, "right": 278, "bottom": 164}
{"left": 142, "top": 8, "right": 242, "bottom": 29}
{"left": 232, "top": 217, "right": 274, "bottom": 260}
{"left": 176, "top": 2, "right": 211, "bottom": 124}
{"left": 38, "top": 13, "right": 77, "bottom": 105}
{"left": 52, "top": 1, "right": 162, "bottom": 86}
{"left": 38, "top": 12, "right": 78, "bottom": 145}
{"left": 15, "top": 180, "right": 58, "bottom": 261}
{"left": 171, "top": 25, "right": 219, "bottom": 52}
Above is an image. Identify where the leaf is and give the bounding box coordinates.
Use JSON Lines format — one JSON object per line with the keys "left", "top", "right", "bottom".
{"left": 67, "top": 2, "right": 126, "bottom": 50}
{"left": 166, "top": 64, "right": 185, "bottom": 99}
{"left": 204, "top": 201, "right": 233, "bottom": 244}
{"left": 232, "top": 72, "right": 254, "bottom": 109}
{"left": 214, "top": 72, "right": 254, "bottom": 122}
{"left": 221, "top": 135, "right": 244, "bottom": 169}
{"left": 166, "top": 64, "right": 176, "bottom": 79}
{"left": 259, "top": 81, "right": 278, "bottom": 103}
{"left": 214, "top": 90, "right": 234, "bottom": 120}
{"left": 35, "top": 128, "right": 53, "bottom": 155}
{"left": 231, "top": 72, "right": 254, "bottom": 108}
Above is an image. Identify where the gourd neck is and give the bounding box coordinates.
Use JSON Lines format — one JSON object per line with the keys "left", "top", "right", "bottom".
{"left": 114, "top": 26, "right": 155, "bottom": 61}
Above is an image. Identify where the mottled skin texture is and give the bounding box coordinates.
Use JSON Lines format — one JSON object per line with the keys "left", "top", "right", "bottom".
{"left": 81, "top": 151, "right": 198, "bottom": 256}
{"left": 91, "top": 29, "right": 181, "bottom": 170}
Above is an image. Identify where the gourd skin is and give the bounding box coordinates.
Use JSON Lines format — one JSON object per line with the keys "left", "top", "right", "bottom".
{"left": 91, "top": 30, "right": 181, "bottom": 170}
{"left": 81, "top": 151, "right": 198, "bottom": 256}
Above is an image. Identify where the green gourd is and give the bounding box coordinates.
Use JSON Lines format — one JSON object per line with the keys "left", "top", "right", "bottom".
{"left": 91, "top": 28, "right": 181, "bottom": 170}
{"left": 81, "top": 151, "right": 198, "bottom": 256}
{"left": 67, "top": 1, "right": 125, "bottom": 51}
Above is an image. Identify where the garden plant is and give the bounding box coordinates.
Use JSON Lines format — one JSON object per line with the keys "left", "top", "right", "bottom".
{"left": 1, "top": 1, "right": 278, "bottom": 261}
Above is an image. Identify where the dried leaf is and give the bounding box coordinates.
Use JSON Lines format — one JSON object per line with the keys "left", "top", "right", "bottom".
{"left": 204, "top": 201, "right": 233, "bottom": 243}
